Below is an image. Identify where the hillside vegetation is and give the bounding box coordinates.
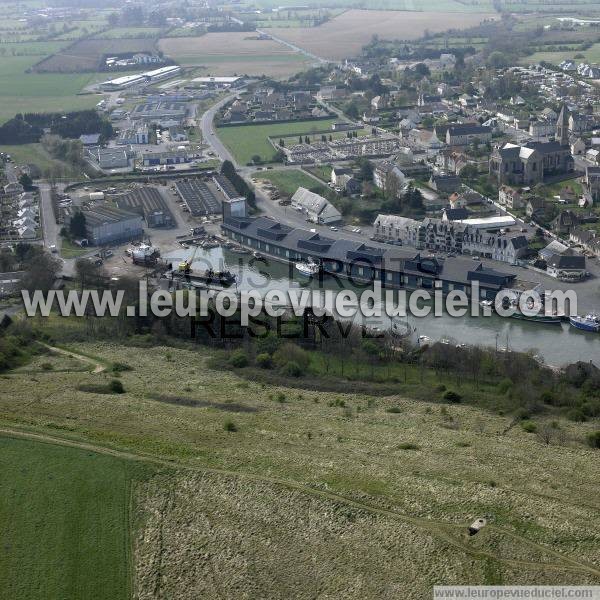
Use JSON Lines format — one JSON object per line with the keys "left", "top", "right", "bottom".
{"left": 0, "top": 336, "right": 599, "bottom": 598}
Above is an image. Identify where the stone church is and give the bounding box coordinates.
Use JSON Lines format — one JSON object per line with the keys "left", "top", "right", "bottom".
{"left": 489, "top": 105, "right": 574, "bottom": 186}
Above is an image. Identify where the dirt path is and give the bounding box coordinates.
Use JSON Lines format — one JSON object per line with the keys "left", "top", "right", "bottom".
{"left": 40, "top": 343, "right": 106, "bottom": 373}
{"left": 1, "top": 426, "right": 599, "bottom": 580}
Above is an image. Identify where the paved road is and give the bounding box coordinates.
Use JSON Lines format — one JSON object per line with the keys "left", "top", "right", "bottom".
{"left": 38, "top": 183, "right": 60, "bottom": 250}
{"left": 199, "top": 93, "right": 239, "bottom": 166}
{"left": 256, "top": 28, "right": 332, "bottom": 65}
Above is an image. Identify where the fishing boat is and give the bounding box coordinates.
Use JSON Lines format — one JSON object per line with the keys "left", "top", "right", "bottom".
{"left": 510, "top": 310, "right": 562, "bottom": 324}
{"left": 504, "top": 297, "right": 561, "bottom": 324}
{"left": 569, "top": 313, "right": 600, "bottom": 333}
{"left": 295, "top": 258, "right": 320, "bottom": 277}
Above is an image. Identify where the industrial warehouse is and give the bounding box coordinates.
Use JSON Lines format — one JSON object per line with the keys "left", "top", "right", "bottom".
{"left": 99, "top": 66, "right": 182, "bottom": 91}
{"left": 175, "top": 178, "right": 225, "bottom": 216}
{"left": 115, "top": 187, "right": 174, "bottom": 228}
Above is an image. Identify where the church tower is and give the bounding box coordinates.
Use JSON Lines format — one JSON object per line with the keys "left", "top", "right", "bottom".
{"left": 557, "top": 104, "right": 570, "bottom": 146}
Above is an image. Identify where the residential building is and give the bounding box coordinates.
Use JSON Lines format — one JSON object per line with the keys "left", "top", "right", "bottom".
{"left": 583, "top": 165, "right": 600, "bottom": 202}
{"left": 498, "top": 186, "right": 523, "bottom": 209}
{"left": 552, "top": 210, "right": 580, "bottom": 235}
{"left": 462, "top": 230, "right": 528, "bottom": 264}
{"left": 444, "top": 124, "right": 492, "bottom": 147}
{"left": 526, "top": 197, "right": 547, "bottom": 220}
{"left": 331, "top": 166, "right": 352, "bottom": 187}
{"left": 570, "top": 228, "right": 600, "bottom": 257}
{"left": 373, "top": 214, "right": 420, "bottom": 245}
{"left": 429, "top": 174, "right": 461, "bottom": 194}
{"left": 373, "top": 161, "right": 405, "bottom": 194}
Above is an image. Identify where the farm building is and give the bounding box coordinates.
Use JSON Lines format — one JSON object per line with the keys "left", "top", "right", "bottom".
{"left": 115, "top": 187, "right": 174, "bottom": 228}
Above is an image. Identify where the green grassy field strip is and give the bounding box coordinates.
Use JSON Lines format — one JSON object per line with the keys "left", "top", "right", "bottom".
{"left": 0, "top": 434, "right": 152, "bottom": 600}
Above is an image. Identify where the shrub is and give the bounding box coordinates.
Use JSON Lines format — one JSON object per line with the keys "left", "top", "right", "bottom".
{"left": 109, "top": 379, "right": 125, "bottom": 394}
{"left": 497, "top": 378, "right": 512, "bottom": 394}
{"left": 223, "top": 419, "right": 237, "bottom": 432}
{"left": 41, "top": 362, "right": 53, "bottom": 371}
{"left": 275, "top": 391, "right": 286, "bottom": 403}
{"left": 112, "top": 362, "right": 132, "bottom": 372}
{"left": 256, "top": 333, "right": 282, "bottom": 356}
{"left": 443, "top": 390, "right": 462, "bottom": 404}
{"left": 281, "top": 360, "right": 302, "bottom": 377}
{"left": 386, "top": 406, "right": 402, "bottom": 414}
{"left": 255, "top": 353, "right": 272, "bottom": 369}
{"left": 229, "top": 350, "right": 249, "bottom": 368}
{"left": 273, "top": 342, "right": 309, "bottom": 371}
{"left": 514, "top": 407, "right": 530, "bottom": 421}
{"left": 566, "top": 407, "right": 586, "bottom": 422}
{"left": 521, "top": 420, "right": 537, "bottom": 433}
{"left": 586, "top": 431, "right": 600, "bottom": 449}
{"left": 397, "top": 442, "right": 420, "bottom": 450}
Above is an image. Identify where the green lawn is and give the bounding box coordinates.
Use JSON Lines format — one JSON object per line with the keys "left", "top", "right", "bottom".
{"left": 254, "top": 168, "right": 328, "bottom": 196}
{"left": 217, "top": 118, "right": 337, "bottom": 165}
{"left": 0, "top": 435, "right": 153, "bottom": 600}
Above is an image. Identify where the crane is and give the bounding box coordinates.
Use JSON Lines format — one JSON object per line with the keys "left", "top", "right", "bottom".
{"left": 178, "top": 244, "right": 200, "bottom": 273}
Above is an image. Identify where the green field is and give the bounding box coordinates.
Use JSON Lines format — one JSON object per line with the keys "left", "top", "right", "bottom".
{"left": 524, "top": 42, "right": 600, "bottom": 66}
{"left": 242, "top": 0, "right": 494, "bottom": 11}
{"left": 217, "top": 118, "right": 337, "bottom": 164}
{"left": 0, "top": 435, "right": 152, "bottom": 600}
{"left": 93, "top": 27, "right": 164, "bottom": 39}
{"left": 0, "top": 55, "right": 102, "bottom": 123}
{"left": 254, "top": 168, "right": 328, "bottom": 196}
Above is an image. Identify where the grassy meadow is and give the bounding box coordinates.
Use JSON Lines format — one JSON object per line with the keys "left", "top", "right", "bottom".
{"left": 216, "top": 118, "right": 337, "bottom": 164}
{"left": 0, "top": 333, "right": 598, "bottom": 597}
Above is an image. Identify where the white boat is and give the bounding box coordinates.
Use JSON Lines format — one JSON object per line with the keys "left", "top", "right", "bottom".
{"left": 295, "top": 258, "right": 320, "bottom": 277}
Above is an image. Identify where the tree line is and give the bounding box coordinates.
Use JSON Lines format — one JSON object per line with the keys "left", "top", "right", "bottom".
{"left": 0, "top": 110, "right": 113, "bottom": 145}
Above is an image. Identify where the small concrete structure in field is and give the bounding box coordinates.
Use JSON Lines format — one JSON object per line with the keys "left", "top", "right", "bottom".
{"left": 468, "top": 517, "right": 487, "bottom": 536}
